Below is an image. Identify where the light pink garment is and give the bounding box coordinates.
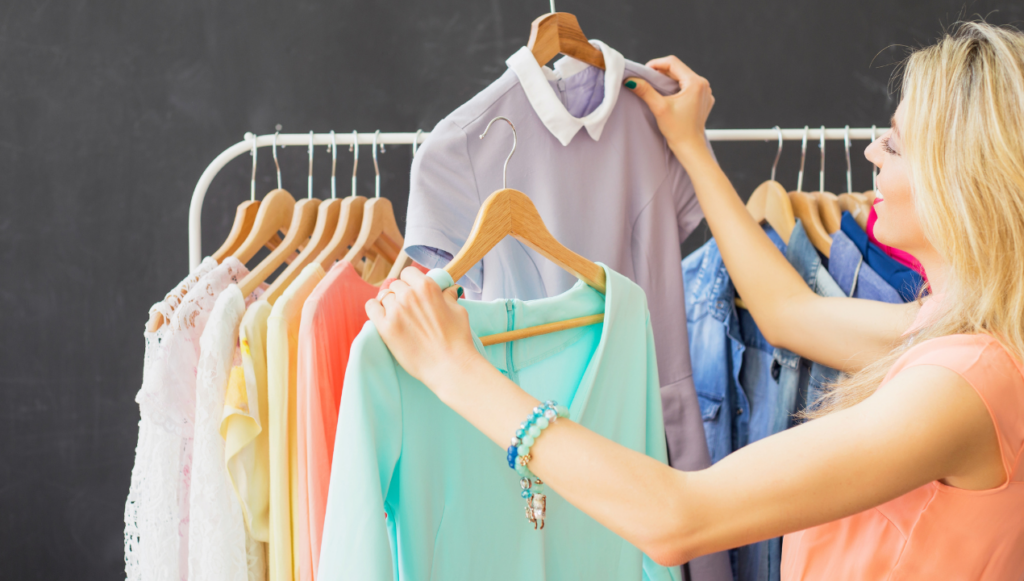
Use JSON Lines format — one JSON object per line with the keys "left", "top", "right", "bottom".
{"left": 294, "top": 261, "right": 426, "bottom": 580}
{"left": 867, "top": 202, "right": 927, "bottom": 281}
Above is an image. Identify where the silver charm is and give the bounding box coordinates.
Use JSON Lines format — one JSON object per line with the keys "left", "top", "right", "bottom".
{"left": 525, "top": 493, "right": 547, "bottom": 530}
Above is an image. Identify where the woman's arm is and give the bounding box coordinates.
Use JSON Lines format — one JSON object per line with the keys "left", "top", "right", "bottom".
{"left": 627, "top": 57, "right": 916, "bottom": 373}
{"left": 367, "top": 273, "right": 1002, "bottom": 566}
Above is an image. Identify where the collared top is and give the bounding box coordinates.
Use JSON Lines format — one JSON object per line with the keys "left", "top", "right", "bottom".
{"left": 840, "top": 212, "right": 923, "bottom": 302}
{"left": 829, "top": 230, "right": 902, "bottom": 304}
{"left": 505, "top": 41, "right": 625, "bottom": 146}
{"left": 404, "top": 43, "right": 711, "bottom": 485}
{"left": 318, "top": 265, "right": 679, "bottom": 581}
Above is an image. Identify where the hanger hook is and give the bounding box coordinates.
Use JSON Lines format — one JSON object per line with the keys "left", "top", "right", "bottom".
{"left": 273, "top": 131, "right": 282, "bottom": 189}
{"left": 797, "top": 125, "right": 809, "bottom": 192}
{"left": 307, "top": 131, "right": 315, "bottom": 199}
{"left": 844, "top": 125, "right": 852, "bottom": 193}
{"left": 770, "top": 125, "right": 783, "bottom": 182}
{"left": 871, "top": 125, "right": 878, "bottom": 191}
{"left": 372, "top": 130, "right": 384, "bottom": 199}
{"left": 330, "top": 130, "right": 337, "bottom": 199}
{"left": 350, "top": 130, "right": 359, "bottom": 197}
{"left": 818, "top": 125, "right": 826, "bottom": 192}
{"left": 479, "top": 116, "right": 517, "bottom": 190}
{"left": 550, "top": 0, "right": 556, "bottom": 13}
{"left": 250, "top": 132, "right": 258, "bottom": 202}
{"left": 412, "top": 129, "right": 423, "bottom": 157}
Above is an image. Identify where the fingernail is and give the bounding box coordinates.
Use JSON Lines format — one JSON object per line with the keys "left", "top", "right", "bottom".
{"left": 624, "top": 79, "right": 637, "bottom": 89}
{"left": 457, "top": 286, "right": 464, "bottom": 299}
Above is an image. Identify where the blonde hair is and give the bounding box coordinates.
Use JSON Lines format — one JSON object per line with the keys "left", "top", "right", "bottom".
{"left": 805, "top": 21, "right": 1024, "bottom": 418}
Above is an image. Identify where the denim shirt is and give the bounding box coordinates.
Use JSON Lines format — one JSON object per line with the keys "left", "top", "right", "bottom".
{"left": 829, "top": 230, "right": 902, "bottom": 304}
{"left": 771, "top": 221, "right": 844, "bottom": 428}
{"left": 683, "top": 226, "right": 786, "bottom": 581}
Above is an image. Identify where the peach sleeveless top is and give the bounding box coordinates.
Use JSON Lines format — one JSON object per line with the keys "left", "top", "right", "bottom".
{"left": 782, "top": 309, "right": 1024, "bottom": 579}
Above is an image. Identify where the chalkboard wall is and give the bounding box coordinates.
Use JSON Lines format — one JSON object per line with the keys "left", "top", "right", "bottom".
{"left": 2, "top": 1, "right": 1022, "bottom": 578}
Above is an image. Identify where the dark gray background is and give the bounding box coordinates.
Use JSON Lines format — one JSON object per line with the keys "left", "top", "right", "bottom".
{"left": 2, "top": 1, "right": 1021, "bottom": 578}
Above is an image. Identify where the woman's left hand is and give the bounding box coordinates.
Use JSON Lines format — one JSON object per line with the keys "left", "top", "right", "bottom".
{"left": 365, "top": 268, "right": 481, "bottom": 394}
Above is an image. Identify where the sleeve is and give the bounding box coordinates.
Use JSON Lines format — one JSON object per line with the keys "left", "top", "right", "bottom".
{"left": 669, "top": 138, "right": 712, "bottom": 243}
{"left": 317, "top": 322, "right": 404, "bottom": 581}
{"left": 403, "top": 117, "right": 484, "bottom": 293}
{"left": 638, "top": 314, "right": 683, "bottom": 581}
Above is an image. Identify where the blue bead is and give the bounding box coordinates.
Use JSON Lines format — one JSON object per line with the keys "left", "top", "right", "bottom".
{"left": 545, "top": 400, "right": 557, "bottom": 407}
{"left": 520, "top": 421, "right": 529, "bottom": 430}
{"left": 521, "top": 489, "right": 532, "bottom": 499}
{"left": 515, "top": 429, "right": 525, "bottom": 439}
{"left": 528, "top": 425, "right": 541, "bottom": 438}
{"left": 507, "top": 445, "right": 516, "bottom": 454}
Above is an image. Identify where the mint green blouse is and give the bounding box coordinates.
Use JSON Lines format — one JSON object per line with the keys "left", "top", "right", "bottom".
{"left": 318, "top": 265, "right": 680, "bottom": 581}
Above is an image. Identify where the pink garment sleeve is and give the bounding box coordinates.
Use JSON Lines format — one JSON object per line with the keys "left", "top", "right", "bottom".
{"left": 867, "top": 203, "right": 928, "bottom": 281}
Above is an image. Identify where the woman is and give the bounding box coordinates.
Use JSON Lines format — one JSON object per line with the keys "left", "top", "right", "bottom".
{"left": 367, "top": 22, "right": 1024, "bottom": 578}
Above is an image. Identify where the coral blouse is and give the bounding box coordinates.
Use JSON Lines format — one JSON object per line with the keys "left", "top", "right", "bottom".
{"left": 782, "top": 306, "right": 1024, "bottom": 579}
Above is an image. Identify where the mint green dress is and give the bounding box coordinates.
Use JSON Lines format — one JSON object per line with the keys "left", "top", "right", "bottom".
{"left": 318, "top": 265, "right": 680, "bottom": 581}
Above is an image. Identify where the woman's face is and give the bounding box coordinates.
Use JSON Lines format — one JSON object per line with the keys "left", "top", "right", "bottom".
{"left": 864, "top": 102, "right": 934, "bottom": 259}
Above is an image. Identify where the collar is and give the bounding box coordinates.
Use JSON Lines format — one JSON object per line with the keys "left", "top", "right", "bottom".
{"left": 505, "top": 40, "right": 625, "bottom": 146}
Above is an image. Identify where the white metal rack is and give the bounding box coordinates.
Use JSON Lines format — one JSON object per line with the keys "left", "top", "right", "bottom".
{"left": 189, "top": 127, "right": 886, "bottom": 269}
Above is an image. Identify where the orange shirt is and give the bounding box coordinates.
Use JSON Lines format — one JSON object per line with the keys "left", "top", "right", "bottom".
{"left": 782, "top": 319, "right": 1024, "bottom": 578}
{"left": 294, "top": 261, "right": 425, "bottom": 580}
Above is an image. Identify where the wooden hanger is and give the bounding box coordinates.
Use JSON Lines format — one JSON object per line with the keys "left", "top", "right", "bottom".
{"left": 238, "top": 196, "right": 319, "bottom": 300}
{"left": 814, "top": 191, "right": 842, "bottom": 234}
{"left": 264, "top": 198, "right": 340, "bottom": 303}
{"left": 788, "top": 191, "right": 832, "bottom": 257}
{"left": 528, "top": 12, "right": 605, "bottom": 70}
{"left": 737, "top": 129, "right": 797, "bottom": 310}
{"left": 446, "top": 117, "right": 606, "bottom": 346}
{"left": 315, "top": 195, "right": 370, "bottom": 270}
{"left": 387, "top": 249, "right": 414, "bottom": 280}
{"left": 231, "top": 189, "right": 296, "bottom": 264}
{"left": 341, "top": 133, "right": 403, "bottom": 270}
{"left": 746, "top": 180, "right": 795, "bottom": 244}
{"left": 263, "top": 134, "right": 349, "bottom": 303}
{"left": 211, "top": 200, "right": 260, "bottom": 262}
{"left": 838, "top": 193, "right": 869, "bottom": 230}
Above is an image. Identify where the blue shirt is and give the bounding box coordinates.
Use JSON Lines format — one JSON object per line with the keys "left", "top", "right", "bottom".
{"left": 829, "top": 230, "right": 902, "bottom": 303}
{"left": 840, "top": 212, "right": 924, "bottom": 302}
{"left": 319, "top": 265, "right": 679, "bottom": 581}
{"left": 682, "top": 226, "right": 786, "bottom": 581}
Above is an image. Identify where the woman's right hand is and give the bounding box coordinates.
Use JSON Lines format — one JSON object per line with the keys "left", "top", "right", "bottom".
{"left": 625, "top": 56, "right": 715, "bottom": 159}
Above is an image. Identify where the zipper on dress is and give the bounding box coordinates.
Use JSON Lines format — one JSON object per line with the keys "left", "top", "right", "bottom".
{"left": 505, "top": 300, "right": 517, "bottom": 383}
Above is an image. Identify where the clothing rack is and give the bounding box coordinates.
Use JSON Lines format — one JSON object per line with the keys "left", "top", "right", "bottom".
{"left": 189, "top": 127, "right": 885, "bottom": 269}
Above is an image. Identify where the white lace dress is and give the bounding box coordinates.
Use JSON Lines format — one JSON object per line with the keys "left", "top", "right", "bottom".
{"left": 188, "top": 284, "right": 266, "bottom": 581}
{"left": 124, "top": 258, "right": 250, "bottom": 581}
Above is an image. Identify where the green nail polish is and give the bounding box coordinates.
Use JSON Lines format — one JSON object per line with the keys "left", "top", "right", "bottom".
{"left": 457, "top": 287, "right": 464, "bottom": 299}
{"left": 625, "top": 80, "right": 636, "bottom": 89}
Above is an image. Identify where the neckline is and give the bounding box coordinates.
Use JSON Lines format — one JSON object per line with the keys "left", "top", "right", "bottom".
{"left": 461, "top": 265, "right": 617, "bottom": 423}
{"left": 505, "top": 40, "right": 625, "bottom": 146}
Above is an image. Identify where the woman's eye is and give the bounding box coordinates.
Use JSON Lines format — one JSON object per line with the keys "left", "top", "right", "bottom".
{"left": 882, "top": 137, "right": 900, "bottom": 156}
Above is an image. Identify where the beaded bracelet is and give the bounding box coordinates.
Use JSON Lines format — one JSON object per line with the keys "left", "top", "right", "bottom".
{"left": 506, "top": 401, "right": 569, "bottom": 529}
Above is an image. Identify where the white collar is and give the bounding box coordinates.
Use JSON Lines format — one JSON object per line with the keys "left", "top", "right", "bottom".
{"left": 506, "top": 40, "right": 625, "bottom": 146}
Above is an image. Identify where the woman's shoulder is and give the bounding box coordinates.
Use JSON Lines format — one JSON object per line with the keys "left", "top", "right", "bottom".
{"left": 891, "top": 334, "right": 1024, "bottom": 460}
{"left": 893, "top": 333, "right": 1023, "bottom": 384}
